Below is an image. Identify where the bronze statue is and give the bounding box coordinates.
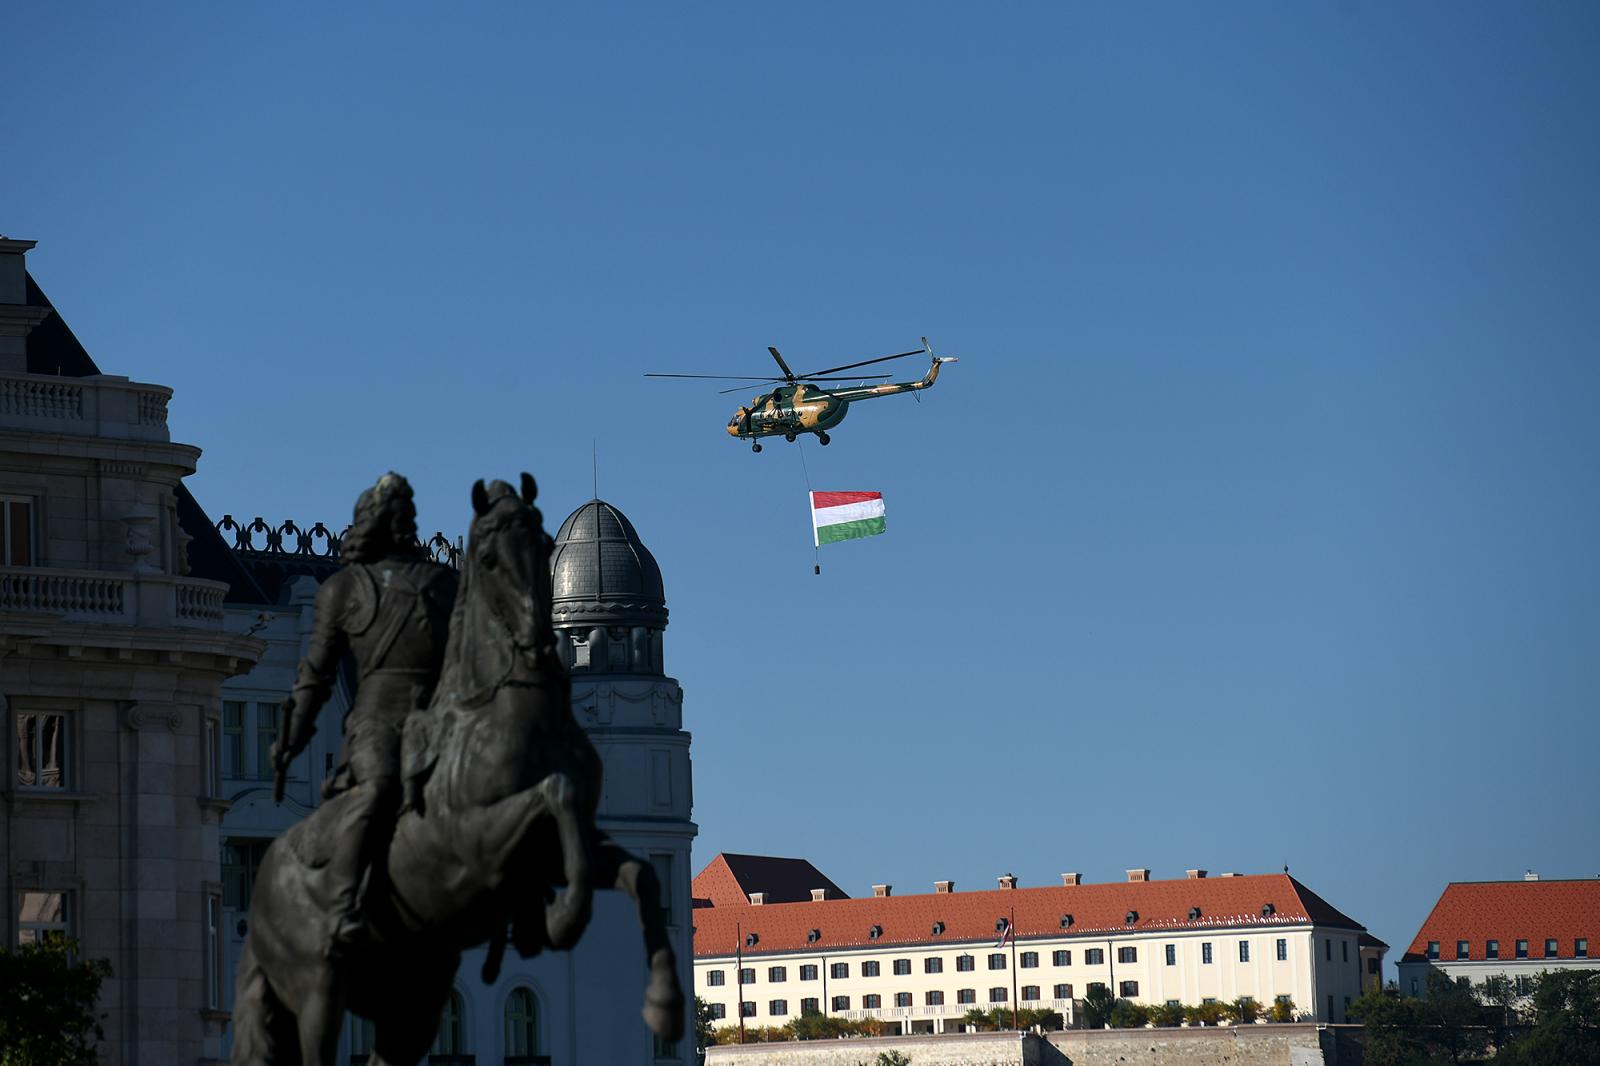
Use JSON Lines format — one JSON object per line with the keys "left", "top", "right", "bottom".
{"left": 233, "top": 474, "right": 684, "bottom": 1065}
{"left": 271, "top": 472, "right": 457, "bottom": 956}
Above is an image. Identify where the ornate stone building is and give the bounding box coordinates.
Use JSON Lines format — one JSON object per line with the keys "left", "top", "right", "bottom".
{"left": 0, "top": 236, "right": 265, "bottom": 1064}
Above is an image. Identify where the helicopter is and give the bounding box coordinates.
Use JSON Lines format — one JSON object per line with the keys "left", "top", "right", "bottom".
{"left": 646, "top": 338, "right": 958, "bottom": 451}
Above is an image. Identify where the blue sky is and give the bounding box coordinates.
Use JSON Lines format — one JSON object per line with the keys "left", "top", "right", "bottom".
{"left": 8, "top": 3, "right": 1597, "bottom": 971}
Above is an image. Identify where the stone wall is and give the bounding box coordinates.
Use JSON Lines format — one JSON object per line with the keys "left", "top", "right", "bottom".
{"left": 705, "top": 1026, "right": 1365, "bottom": 1066}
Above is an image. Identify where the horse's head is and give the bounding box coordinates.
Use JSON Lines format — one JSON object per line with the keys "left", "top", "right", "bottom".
{"left": 467, "top": 473, "right": 556, "bottom": 658}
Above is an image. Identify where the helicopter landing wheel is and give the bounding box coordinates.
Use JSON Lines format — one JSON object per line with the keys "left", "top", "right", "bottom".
{"left": 785, "top": 432, "right": 797, "bottom": 443}
{"left": 751, "top": 442, "right": 762, "bottom": 453}
{"left": 817, "top": 432, "right": 831, "bottom": 446}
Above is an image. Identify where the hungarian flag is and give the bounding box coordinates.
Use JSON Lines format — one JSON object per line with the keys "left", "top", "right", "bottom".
{"left": 810, "top": 491, "right": 886, "bottom": 547}
{"left": 995, "top": 918, "right": 1014, "bottom": 948}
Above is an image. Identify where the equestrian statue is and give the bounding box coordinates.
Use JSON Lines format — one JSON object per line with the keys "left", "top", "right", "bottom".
{"left": 230, "top": 472, "right": 685, "bottom": 1065}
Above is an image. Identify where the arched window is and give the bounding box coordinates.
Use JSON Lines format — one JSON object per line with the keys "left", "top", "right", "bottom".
{"left": 506, "top": 986, "right": 540, "bottom": 1057}
{"left": 432, "top": 988, "right": 465, "bottom": 1054}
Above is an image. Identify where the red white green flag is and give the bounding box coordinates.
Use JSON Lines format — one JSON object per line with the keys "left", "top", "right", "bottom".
{"left": 810, "top": 491, "right": 886, "bottom": 547}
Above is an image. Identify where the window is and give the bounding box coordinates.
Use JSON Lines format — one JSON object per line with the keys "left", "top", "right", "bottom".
{"left": 2, "top": 496, "right": 34, "bottom": 565}
{"left": 894, "top": 992, "right": 912, "bottom": 1007}
{"left": 1514, "top": 976, "right": 1533, "bottom": 996}
{"left": 654, "top": 1035, "right": 679, "bottom": 1061}
{"left": 1239, "top": 941, "right": 1250, "bottom": 963}
{"left": 1456, "top": 940, "right": 1470, "bottom": 960}
{"left": 1368, "top": 958, "right": 1379, "bottom": 974}
{"left": 925, "top": 957, "right": 943, "bottom": 974}
{"left": 651, "top": 852, "right": 674, "bottom": 925}
{"left": 707, "top": 1002, "right": 725, "bottom": 1020}
{"left": 830, "top": 996, "right": 849, "bottom": 1011}
{"left": 800, "top": 964, "right": 818, "bottom": 981}
{"left": 768, "top": 966, "right": 786, "bottom": 983}
{"left": 1090, "top": 983, "right": 1109, "bottom": 997}
{"left": 1410, "top": 979, "right": 1419, "bottom": 995}
{"left": 1276, "top": 938, "right": 1287, "bottom": 961}
{"left": 1120, "top": 981, "right": 1139, "bottom": 997}
{"left": 706, "top": 970, "right": 725, "bottom": 986}
{"left": 1053, "top": 949, "right": 1071, "bottom": 966}
{"left": 926, "top": 990, "right": 945, "bottom": 1006}
{"left": 957, "top": 988, "right": 976, "bottom": 1004}
{"left": 1085, "top": 948, "right": 1105, "bottom": 965}
{"left": 739, "top": 967, "right": 755, "bottom": 985}
{"left": 223, "top": 701, "right": 245, "bottom": 778}
{"left": 254, "top": 701, "right": 279, "bottom": 779}
{"left": 432, "top": 989, "right": 464, "bottom": 1055}
{"left": 1326, "top": 994, "right": 1333, "bottom": 1020}
{"left": 506, "top": 986, "right": 539, "bottom": 1056}
{"left": 1166, "top": 944, "right": 1176, "bottom": 966}
{"left": 222, "top": 838, "right": 271, "bottom": 910}
{"left": 830, "top": 962, "right": 848, "bottom": 979}
{"left": 203, "top": 717, "right": 220, "bottom": 798}
{"left": 1168, "top": 999, "right": 1182, "bottom": 1009}
{"left": 768, "top": 999, "right": 787, "bottom": 1016}
{"left": 988, "top": 953, "right": 1007, "bottom": 970}
{"left": 1202, "top": 942, "right": 1213, "bottom": 965}
{"left": 1022, "top": 985, "right": 1040, "bottom": 1001}
{"left": 1325, "top": 938, "right": 1332, "bottom": 961}
{"left": 956, "top": 954, "right": 975, "bottom": 972}
{"left": 893, "top": 959, "right": 911, "bottom": 976}
{"left": 1276, "top": 994, "right": 1292, "bottom": 1007}
{"left": 1545, "top": 938, "right": 1559, "bottom": 958}
{"left": 1578, "top": 939, "right": 1589, "bottom": 958}
{"left": 741, "top": 1001, "right": 757, "bottom": 1018}
{"left": 1487, "top": 940, "right": 1500, "bottom": 959}
{"left": 1117, "top": 946, "right": 1137, "bottom": 964}
{"left": 204, "top": 892, "right": 223, "bottom": 1010}
{"left": 863, "top": 994, "right": 881, "bottom": 1009}
{"left": 1020, "top": 950, "right": 1039, "bottom": 968}
{"left": 1342, "top": 940, "right": 1349, "bottom": 963}
{"left": 800, "top": 997, "right": 819, "bottom": 1014}
{"left": 861, "top": 960, "right": 880, "bottom": 977}
{"left": 15, "top": 711, "right": 66, "bottom": 789}
{"left": 1203, "top": 996, "right": 1216, "bottom": 1005}
{"left": 1427, "top": 940, "right": 1440, "bottom": 960}
{"left": 1516, "top": 939, "right": 1528, "bottom": 958}
{"left": 17, "top": 890, "right": 70, "bottom": 946}
{"left": 1053, "top": 984, "right": 1073, "bottom": 999}
{"left": 989, "top": 987, "right": 1008, "bottom": 1002}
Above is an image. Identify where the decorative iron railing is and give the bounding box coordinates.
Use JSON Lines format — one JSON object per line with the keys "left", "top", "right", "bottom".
{"left": 216, "top": 516, "right": 461, "bottom": 568}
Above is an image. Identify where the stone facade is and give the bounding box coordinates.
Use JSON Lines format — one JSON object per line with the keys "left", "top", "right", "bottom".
{"left": 0, "top": 238, "right": 264, "bottom": 1065}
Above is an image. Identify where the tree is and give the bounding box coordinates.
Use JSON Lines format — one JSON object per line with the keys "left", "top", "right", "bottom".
{"left": 1494, "top": 970, "right": 1600, "bottom": 1065}
{"left": 693, "top": 997, "right": 717, "bottom": 1062}
{"left": 1224, "top": 996, "right": 1261, "bottom": 1024}
{"left": 1347, "top": 973, "right": 1490, "bottom": 1066}
{"left": 1183, "top": 1001, "right": 1229, "bottom": 1027}
{"left": 1108, "top": 999, "right": 1150, "bottom": 1028}
{"left": 855, "top": 1054, "right": 912, "bottom": 1066}
{"left": 1150, "top": 1001, "right": 1185, "bottom": 1027}
{"left": 1268, "top": 997, "right": 1297, "bottom": 1023}
{"left": 1081, "top": 983, "right": 1116, "bottom": 1028}
{"left": 0, "top": 936, "right": 113, "bottom": 1066}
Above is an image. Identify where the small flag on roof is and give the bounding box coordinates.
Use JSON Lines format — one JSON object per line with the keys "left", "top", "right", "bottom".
{"left": 810, "top": 491, "right": 886, "bottom": 547}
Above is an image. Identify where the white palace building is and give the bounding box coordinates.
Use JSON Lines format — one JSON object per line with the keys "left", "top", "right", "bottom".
{"left": 691, "top": 857, "right": 1386, "bottom": 1034}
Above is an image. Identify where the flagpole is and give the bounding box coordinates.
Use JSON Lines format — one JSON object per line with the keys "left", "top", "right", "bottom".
{"left": 736, "top": 921, "right": 745, "bottom": 1044}
{"left": 1010, "top": 906, "right": 1019, "bottom": 1031}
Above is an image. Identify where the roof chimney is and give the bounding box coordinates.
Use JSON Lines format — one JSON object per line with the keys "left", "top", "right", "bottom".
{"left": 811, "top": 888, "right": 828, "bottom": 902}
{"left": 1187, "top": 869, "right": 1208, "bottom": 880}
{"left": 1061, "top": 873, "right": 1081, "bottom": 887}
{"left": 934, "top": 880, "right": 955, "bottom": 894}
{"left": 1127, "top": 869, "right": 1150, "bottom": 883}
{"left": 997, "top": 874, "right": 1018, "bottom": 890}
{"left": 1524, "top": 871, "right": 1540, "bottom": 882}
{"left": 748, "top": 892, "right": 765, "bottom": 905}
{"left": 872, "top": 884, "right": 892, "bottom": 898}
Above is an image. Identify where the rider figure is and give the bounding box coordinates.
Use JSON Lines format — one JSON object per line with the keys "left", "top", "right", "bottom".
{"left": 271, "top": 472, "right": 458, "bottom": 957}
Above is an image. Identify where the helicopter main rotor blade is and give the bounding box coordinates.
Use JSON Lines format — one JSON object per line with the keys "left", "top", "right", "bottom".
{"left": 793, "top": 348, "right": 926, "bottom": 379}
{"left": 716, "top": 373, "right": 893, "bottom": 395}
{"left": 767, "top": 347, "right": 797, "bottom": 382}
{"left": 644, "top": 373, "right": 789, "bottom": 381}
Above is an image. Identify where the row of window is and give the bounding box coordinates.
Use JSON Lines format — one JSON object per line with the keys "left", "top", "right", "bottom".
{"left": 707, "top": 937, "right": 1312, "bottom": 987}
{"left": 1427, "top": 938, "right": 1589, "bottom": 961}
{"left": 707, "top": 982, "right": 1102, "bottom": 1019}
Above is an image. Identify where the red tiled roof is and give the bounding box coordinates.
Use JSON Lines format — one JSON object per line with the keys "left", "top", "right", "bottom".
{"left": 693, "top": 853, "right": 851, "bottom": 908}
{"left": 1401, "top": 880, "right": 1600, "bottom": 962}
{"left": 692, "top": 871, "right": 1363, "bottom": 958}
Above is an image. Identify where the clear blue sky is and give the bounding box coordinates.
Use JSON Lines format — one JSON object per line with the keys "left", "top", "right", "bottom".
{"left": 8, "top": 3, "right": 1597, "bottom": 972}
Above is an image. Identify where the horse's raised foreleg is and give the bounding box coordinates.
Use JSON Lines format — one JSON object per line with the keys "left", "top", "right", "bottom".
{"left": 539, "top": 771, "right": 593, "bottom": 950}
{"left": 591, "top": 836, "right": 686, "bottom": 1041}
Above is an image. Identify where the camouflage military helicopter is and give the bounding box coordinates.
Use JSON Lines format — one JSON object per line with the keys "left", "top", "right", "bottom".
{"left": 646, "top": 338, "right": 958, "bottom": 452}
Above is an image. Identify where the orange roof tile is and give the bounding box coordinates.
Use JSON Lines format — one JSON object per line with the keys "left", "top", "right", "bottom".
{"left": 1401, "top": 880, "right": 1600, "bottom": 962}
{"left": 691, "top": 870, "right": 1362, "bottom": 958}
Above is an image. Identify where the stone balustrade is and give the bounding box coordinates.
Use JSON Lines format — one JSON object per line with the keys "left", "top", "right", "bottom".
{"left": 0, "top": 369, "right": 172, "bottom": 442}
{"left": 0, "top": 566, "right": 227, "bottom": 628}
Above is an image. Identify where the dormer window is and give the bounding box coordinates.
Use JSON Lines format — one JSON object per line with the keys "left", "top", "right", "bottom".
{"left": 1426, "top": 941, "right": 1440, "bottom": 960}
{"left": 1456, "top": 940, "right": 1469, "bottom": 960}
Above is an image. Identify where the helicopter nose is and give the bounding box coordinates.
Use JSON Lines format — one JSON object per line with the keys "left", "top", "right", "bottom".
{"left": 726, "top": 420, "right": 739, "bottom": 436}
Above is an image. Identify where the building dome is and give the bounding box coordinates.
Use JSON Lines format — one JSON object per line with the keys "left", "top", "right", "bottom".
{"left": 549, "top": 499, "right": 668, "bottom": 628}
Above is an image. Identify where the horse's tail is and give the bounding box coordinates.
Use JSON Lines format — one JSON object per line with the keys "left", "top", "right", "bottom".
{"left": 229, "top": 935, "right": 297, "bottom": 1065}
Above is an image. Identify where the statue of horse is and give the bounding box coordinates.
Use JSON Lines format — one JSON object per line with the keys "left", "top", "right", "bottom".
{"left": 230, "top": 474, "right": 684, "bottom": 1065}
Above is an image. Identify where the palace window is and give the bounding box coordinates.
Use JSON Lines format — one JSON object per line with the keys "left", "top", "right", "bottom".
{"left": 1052, "top": 949, "right": 1071, "bottom": 966}
{"left": 15, "top": 711, "right": 67, "bottom": 790}
{"left": 956, "top": 954, "right": 975, "bottom": 972}
{"left": 1486, "top": 940, "right": 1500, "bottom": 959}
{"left": 1426, "top": 941, "right": 1440, "bottom": 960}
{"left": 1022, "top": 985, "right": 1040, "bottom": 1001}
{"left": 652, "top": 852, "right": 674, "bottom": 925}
{"left": 800, "top": 998, "right": 819, "bottom": 1014}
{"left": 989, "top": 987, "right": 1008, "bottom": 1003}
{"left": 926, "top": 990, "right": 944, "bottom": 1006}
{"left": 1343, "top": 940, "right": 1349, "bottom": 962}
{"left": 768, "top": 1000, "right": 787, "bottom": 1016}
{"left": 431, "top": 989, "right": 465, "bottom": 1056}
{"left": 2, "top": 496, "right": 34, "bottom": 565}
{"left": 739, "top": 968, "right": 755, "bottom": 985}
{"left": 1166, "top": 944, "right": 1176, "bottom": 966}
{"left": 767, "top": 966, "right": 786, "bottom": 983}
{"left": 1202, "top": 942, "right": 1213, "bottom": 965}
{"left": 254, "top": 702, "right": 279, "bottom": 779}
{"left": 863, "top": 994, "right": 881, "bottom": 1009}
{"left": 222, "top": 838, "right": 271, "bottom": 910}
{"left": 741, "top": 1002, "right": 757, "bottom": 1018}
{"left": 957, "top": 988, "right": 976, "bottom": 1004}
{"left": 1456, "top": 940, "right": 1470, "bottom": 960}
{"left": 706, "top": 970, "right": 725, "bottom": 986}
{"left": 1117, "top": 946, "right": 1137, "bottom": 964}
{"left": 1578, "top": 939, "right": 1589, "bottom": 958}
{"left": 707, "top": 1002, "right": 725, "bottom": 1020}
{"left": 1546, "top": 939, "right": 1559, "bottom": 958}
{"left": 1120, "top": 981, "right": 1139, "bottom": 997}
{"left": 1053, "top": 984, "right": 1073, "bottom": 999}
{"left": 506, "top": 986, "right": 540, "bottom": 1056}
{"left": 862, "top": 960, "right": 880, "bottom": 977}
{"left": 223, "top": 702, "right": 246, "bottom": 777}
{"left": 1276, "top": 938, "right": 1287, "bottom": 961}
{"left": 1085, "top": 948, "right": 1105, "bottom": 965}
{"left": 1325, "top": 938, "right": 1332, "bottom": 961}
{"left": 1239, "top": 940, "right": 1250, "bottom": 963}
{"left": 988, "top": 953, "right": 1007, "bottom": 970}
{"left": 830, "top": 962, "right": 849, "bottom": 979}
{"left": 1020, "top": 951, "right": 1039, "bottom": 968}
{"left": 204, "top": 892, "right": 223, "bottom": 1010}
{"left": 800, "top": 965, "right": 818, "bottom": 980}
{"left": 1516, "top": 940, "right": 1528, "bottom": 958}
{"left": 893, "top": 959, "right": 911, "bottom": 975}
{"left": 830, "top": 996, "right": 849, "bottom": 1011}
{"left": 895, "top": 992, "right": 912, "bottom": 1007}
{"left": 925, "top": 957, "right": 943, "bottom": 974}
{"left": 17, "top": 890, "right": 71, "bottom": 946}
